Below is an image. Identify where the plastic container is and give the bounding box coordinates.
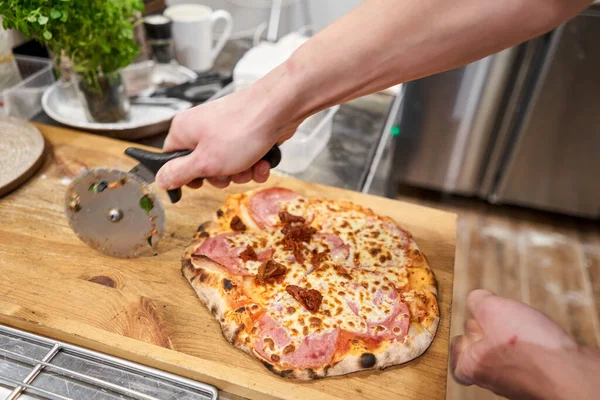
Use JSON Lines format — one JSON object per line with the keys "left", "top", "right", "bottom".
{"left": 207, "top": 82, "right": 339, "bottom": 174}
{"left": 233, "top": 32, "right": 308, "bottom": 89}
{"left": 2, "top": 56, "right": 56, "bottom": 120}
{"left": 279, "top": 104, "right": 339, "bottom": 173}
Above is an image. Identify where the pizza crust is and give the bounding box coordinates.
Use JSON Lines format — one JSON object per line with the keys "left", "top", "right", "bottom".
{"left": 182, "top": 253, "right": 249, "bottom": 350}
{"left": 327, "top": 322, "right": 438, "bottom": 377}
{"left": 254, "top": 318, "right": 440, "bottom": 380}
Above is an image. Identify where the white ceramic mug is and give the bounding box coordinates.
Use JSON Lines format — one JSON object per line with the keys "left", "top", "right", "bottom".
{"left": 164, "top": 4, "right": 233, "bottom": 72}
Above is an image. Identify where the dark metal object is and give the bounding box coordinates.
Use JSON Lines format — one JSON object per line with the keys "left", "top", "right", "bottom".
{"left": 151, "top": 72, "right": 232, "bottom": 104}
{"left": 0, "top": 324, "right": 218, "bottom": 400}
{"left": 107, "top": 208, "right": 124, "bottom": 222}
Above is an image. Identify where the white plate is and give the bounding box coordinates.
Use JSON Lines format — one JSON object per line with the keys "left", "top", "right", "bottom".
{"left": 41, "top": 81, "right": 192, "bottom": 140}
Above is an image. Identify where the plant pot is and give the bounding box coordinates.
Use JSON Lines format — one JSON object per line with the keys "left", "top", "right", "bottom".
{"left": 75, "top": 70, "right": 131, "bottom": 123}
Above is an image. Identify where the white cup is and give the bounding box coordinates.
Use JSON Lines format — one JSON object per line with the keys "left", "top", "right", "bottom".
{"left": 164, "top": 4, "right": 233, "bottom": 72}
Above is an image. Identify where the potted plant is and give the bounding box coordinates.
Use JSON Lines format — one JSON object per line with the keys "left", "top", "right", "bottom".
{"left": 0, "top": 0, "right": 144, "bottom": 123}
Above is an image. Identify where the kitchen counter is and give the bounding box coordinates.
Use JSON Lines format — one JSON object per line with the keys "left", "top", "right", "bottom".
{"left": 32, "top": 39, "right": 394, "bottom": 194}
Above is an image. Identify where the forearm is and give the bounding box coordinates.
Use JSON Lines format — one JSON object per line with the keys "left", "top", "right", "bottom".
{"left": 258, "top": 0, "right": 592, "bottom": 126}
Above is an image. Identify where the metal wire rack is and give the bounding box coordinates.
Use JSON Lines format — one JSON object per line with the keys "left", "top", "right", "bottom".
{"left": 0, "top": 325, "right": 218, "bottom": 400}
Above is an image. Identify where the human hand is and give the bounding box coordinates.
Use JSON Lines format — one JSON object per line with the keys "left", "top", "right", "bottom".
{"left": 451, "top": 290, "right": 577, "bottom": 399}
{"left": 155, "top": 82, "right": 300, "bottom": 190}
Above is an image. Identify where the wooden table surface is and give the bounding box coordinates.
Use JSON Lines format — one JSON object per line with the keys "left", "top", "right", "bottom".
{"left": 0, "top": 123, "right": 456, "bottom": 400}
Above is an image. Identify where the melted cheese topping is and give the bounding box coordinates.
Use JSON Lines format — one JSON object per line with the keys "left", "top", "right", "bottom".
{"left": 312, "top": 266, "right": 401, "bottom": 325}
{"left": 301, "top": 273, "right": 368, "bottom": 334}
{"left": 282, "top": 198, "right": 312, "bottom": 220}
{"left": 217, "top": 193, "right": 438, "bottom": 359}
{"left": 304, "top": 200, "right": 410, "bottom": 269}
{"left": 274, "top": 198, "right": 431, "bottom": 325}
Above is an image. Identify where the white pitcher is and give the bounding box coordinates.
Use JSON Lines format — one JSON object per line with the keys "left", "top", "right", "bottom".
{"left": 164, "top": 4, "right": 233, "bottom": 72}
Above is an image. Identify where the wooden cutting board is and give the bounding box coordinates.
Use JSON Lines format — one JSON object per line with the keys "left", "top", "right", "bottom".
{"left": 0, "top": 123, "right": 456, "bottom": 400}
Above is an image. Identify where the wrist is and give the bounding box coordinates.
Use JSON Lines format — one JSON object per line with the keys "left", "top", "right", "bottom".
{"left": 501, "top": 344, "right": 560, "bottom": 400}
{"left": 247, "top": 56, "right": 308, "bottom": 140}
{"left": 253, "top": 44, "right": 343, "bottom": 134}
{"left": 524, "top": 346, "right": 567, "bottom": 400}
{"left": 529, "top": 345, "right": 600, "bottom": 400}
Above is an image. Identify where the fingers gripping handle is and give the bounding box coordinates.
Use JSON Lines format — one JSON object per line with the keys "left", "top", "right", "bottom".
{"left": 124, "top": 145, "right": 282, "bottom": 204}
{"left": 125, "top": 148, "right": 192, "bottom": 203}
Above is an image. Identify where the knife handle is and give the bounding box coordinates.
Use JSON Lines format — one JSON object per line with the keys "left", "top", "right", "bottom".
{"left": 125, "top": 145, "right": 282, "bottom": 204}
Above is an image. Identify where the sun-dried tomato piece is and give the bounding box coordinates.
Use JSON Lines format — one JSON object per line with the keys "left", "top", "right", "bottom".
{"left": 334, "top": 265, "right": 352, "bottom": 280}
{"left": 239, "top": 245, "right": 258, "bottom": 262}
{"left": 285, "top": 285, "right": 322, "bottom": 313}
{"left": 230, "top": 216, "right": 247, "bottom": 231}
{"left": 310, "top": 250, "right": 328, "bottom": 269}
{"left": 281, "top": 224, "right": 316, "bottom": 243}
{"left": 279, "top": 211, "right": 305, "bottom": 224}
{"left": 283, "top": 239, "right": 305, "bottom": 264}
{"left": 256, "top": 260, "right": 288, "bottom": 285}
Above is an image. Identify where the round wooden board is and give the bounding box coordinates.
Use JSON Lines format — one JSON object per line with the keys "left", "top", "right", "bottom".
{"left": 0, "top": 117, "right": 46, "bottom": 197}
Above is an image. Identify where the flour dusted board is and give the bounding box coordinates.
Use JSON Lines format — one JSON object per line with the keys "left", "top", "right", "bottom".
{"left": 0, "top": 123, "right": 455, "bottom": 400}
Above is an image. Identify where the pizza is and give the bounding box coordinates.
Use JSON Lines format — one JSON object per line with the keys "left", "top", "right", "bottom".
{"left": 181, "top": 187, "right": 439, "bottom": 379}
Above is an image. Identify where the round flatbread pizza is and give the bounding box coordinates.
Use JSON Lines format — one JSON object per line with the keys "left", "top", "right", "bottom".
{"left": 182, "top": 187, "right": 439, "bottom": 379}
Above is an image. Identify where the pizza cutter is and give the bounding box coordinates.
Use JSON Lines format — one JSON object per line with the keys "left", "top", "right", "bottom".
{"left": 64, "top": 145, "right": 281, "bottom": 258}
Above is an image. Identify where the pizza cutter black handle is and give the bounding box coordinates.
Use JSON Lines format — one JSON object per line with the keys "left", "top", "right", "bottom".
{"left": 261, "top": 145, "right": 282, "bottom": 169}
{"left": 125, "top": 148, "right": 192, "bottom": 203}
{"left": 125, "top": 145, "right": 282, "bottom": 204}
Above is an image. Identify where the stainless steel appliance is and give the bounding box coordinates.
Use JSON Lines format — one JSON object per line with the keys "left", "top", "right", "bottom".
{"left": 386, "top": 4, "right": 600, "bottom": 219}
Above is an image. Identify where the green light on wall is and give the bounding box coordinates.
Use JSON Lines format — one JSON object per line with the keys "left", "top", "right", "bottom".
{"left": 390, "top": 126, "right": 400, "bottom": 136}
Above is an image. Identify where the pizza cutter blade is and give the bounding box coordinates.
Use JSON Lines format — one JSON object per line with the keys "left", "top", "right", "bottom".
{"left": 65, "top": 168, "right": 166, "bottom": 258}
{"left": 64, "top": 145, "right": 282, "bottom": 258}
